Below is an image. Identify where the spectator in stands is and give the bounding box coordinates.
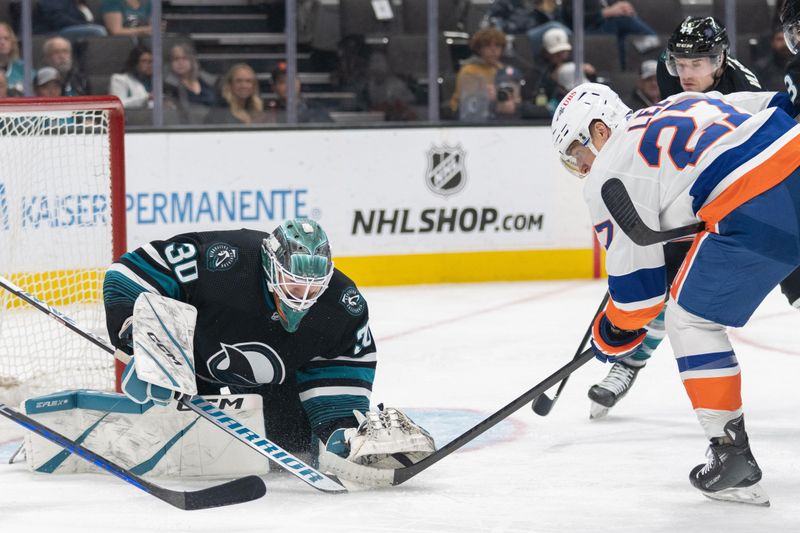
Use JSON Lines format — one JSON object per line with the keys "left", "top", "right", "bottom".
{"left": 42, "top": 37, "right": 89, "bottom": 96}
{"left": 562, "top": 0, "right": 659, "bottom": 69}
{"left": 110, "top": 45, "right": 152, "bottom": 109}
{"left": 486, "top": 0, "right": 571, "bottom": 58}
{"left": 0, "top": 71, "right": 8, "bottom": 98}
{"left": 365, "top": 51, "right": 417, "bottom": 121}
{"left": 630, "top": 58, "right": 660, "bottom": 109}
{"left": 164, "top": 43, "right": 218, "bottom": 123}
{"left": 101, "top": 0, "right": 158, "bottom": 37}
{"left": 34, "top": 67, "right": 64, "bottom": 97}
{"left": 450, "top": 27, "right": 521, "bottom": 121}
{"left": 755, "top": 28, "right": 793, "bottom": 91}
{"left": 522, "top": 27, "right": 595, "bottom": 116}
{"left": 33, "top": 0, "right": 108, "bottom": 38}
{"left": 205, "top": 63, "right": 267, "bottom": 125}
{"left": 333, "top": 34, "right": 370, "bottom": 111}
{"left": 0, "top": 23, "right": 23, "bottom": 96}
{"left": 265, "top": 62, "right": 333, "bottom": 123}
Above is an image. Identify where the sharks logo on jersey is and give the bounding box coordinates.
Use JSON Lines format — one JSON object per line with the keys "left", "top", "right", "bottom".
{"left": 206, "top": 342, "right": 286, "bottom": 387}
{"left": 206, "top": 243, "right": 239, "bottom": 271}
{"left": 339, "top": 287, "right": 366, "bottom": 316}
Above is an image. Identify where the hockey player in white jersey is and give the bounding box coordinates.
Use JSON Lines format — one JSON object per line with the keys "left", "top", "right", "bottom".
{"left": 551, "top": 82, "right": 800, "bottom": 506}
{"left": 587, "top": 14, "right": 771, "bottom": 421}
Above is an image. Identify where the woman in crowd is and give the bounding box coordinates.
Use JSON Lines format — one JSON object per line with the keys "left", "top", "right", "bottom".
{"left": 0, "top": 23, "right": 24, "bottom": 96}
{"left": 205, "top": 63, "right": 267, "bottom": 125}
{"left": 164, "top": 42, "right": 218, "bottom": 122}
{"left": 109, "top": 45, "right": 153, "bottom": 109}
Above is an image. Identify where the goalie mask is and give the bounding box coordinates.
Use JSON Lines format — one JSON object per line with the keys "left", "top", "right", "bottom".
{"left": 551, "top": 82, "right": 631, "bottom": 178}
{"left": 666, "top": 16, "right": 728, "bottom": 78}
{"left": 261, "top": 218, "right": 334, "bottom": 332}
{"left": 781, "top": 0, "right": 800, "bottom": 54}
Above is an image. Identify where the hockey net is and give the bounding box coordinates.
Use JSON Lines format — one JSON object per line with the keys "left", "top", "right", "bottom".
{"left": 0, "top": 97, "right": 126, "bottom": 406}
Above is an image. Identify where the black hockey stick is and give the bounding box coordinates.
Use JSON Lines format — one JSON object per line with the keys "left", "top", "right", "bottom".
{"left": 0, "top": 402, "right": 266, "bottom": 510}
{"left": 391, "top": 346, "right": 596, "bottom": 486}
{"left": 601, "top": 178, "right": 705, "bottom": 246}
{"left": 531, "top": 292, "right": 609, "bottom": 416}
{"left": 0, "top": 274, "right": 347, "bottom": 494}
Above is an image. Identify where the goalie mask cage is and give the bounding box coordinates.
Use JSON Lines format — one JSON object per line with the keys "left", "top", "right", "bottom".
{"left": 0, "top": 96, "right": 126, "bottom": 405}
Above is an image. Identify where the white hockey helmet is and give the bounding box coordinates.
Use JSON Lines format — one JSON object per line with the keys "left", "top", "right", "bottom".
{"left": 551, "top": 82, "right": 631, "bottom": 177}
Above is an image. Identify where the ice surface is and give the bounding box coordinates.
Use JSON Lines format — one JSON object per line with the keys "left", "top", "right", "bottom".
{"left": 1, "top": 280, "right": 798, "bottom": 532}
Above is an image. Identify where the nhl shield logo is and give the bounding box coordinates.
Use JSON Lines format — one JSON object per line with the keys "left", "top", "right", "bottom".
{"left": 426, "top": 144, "right": 466, "bottom": 196}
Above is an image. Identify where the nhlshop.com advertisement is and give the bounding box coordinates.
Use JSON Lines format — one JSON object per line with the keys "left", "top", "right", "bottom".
{"left": 122, "top": 126, "right": 593, "bottom": 283}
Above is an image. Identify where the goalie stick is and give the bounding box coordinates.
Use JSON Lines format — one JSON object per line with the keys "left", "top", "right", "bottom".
{"left": 531, "top": 292, "right": 608, "bottom": 416}
{"left": 391, "top": 346, "right": 596, "bottom": 485}
{"left": 0, "top": 402, "right": 266, "bottom": 510}
{"left": 0, "top": 275, "right": 347, "bottom": 494}
{"left": 601, "top": 178, "right": 705, "bottom": 246}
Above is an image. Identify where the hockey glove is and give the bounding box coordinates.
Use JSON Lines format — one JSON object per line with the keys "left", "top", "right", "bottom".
{"left": 117, "top": 316, "right": 134, "bottom": 353}
{"left": 591, "top": 310, "right": 647, "bottom": 363}
{"left": 318, "top": 407, "right": 436, "bottom": 488}
{"left": 120, "top": 356, "right": 173, "bottom": 407}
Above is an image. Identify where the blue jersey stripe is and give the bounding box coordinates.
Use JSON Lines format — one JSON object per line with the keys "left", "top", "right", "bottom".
{"left": 302, "top": 394, "right": 369, "bottom": 434}
{"left": 295, "top": 366, "right": 375, "bottom": 385}
{"left": 768, "top": 92, "right": 795, "bottom": 116}
{"left": 123, "top": 251, "right": 180, "bottom": 299}
{"left": 103, "top": 270, "right": 149, "bottom": 304}
{"left": 608, "top": 266, "right": 666, "bottom": 304}
{"left": 690, "top": 109, "right": 798, "bottom": 213}
{"left": 676, "top": 351, "right": 738, "bottom": 373}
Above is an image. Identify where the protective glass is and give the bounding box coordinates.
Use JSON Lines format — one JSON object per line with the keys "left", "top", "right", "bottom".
{"left": 268, "top": 251, "right": 334, "bottom": 312}
{"left": 665, "top": 54, "right": 724, "bottom": 78}
{"left": 784, "top": 20, "right": 800, "bottom": 55}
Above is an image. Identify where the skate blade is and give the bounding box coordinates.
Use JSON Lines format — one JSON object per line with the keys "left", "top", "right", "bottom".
{"left": 700, "top": 483, "right": 770, "bottom": 507}
{"left": 589, "top": 401, "right": 610, "bottom": 420}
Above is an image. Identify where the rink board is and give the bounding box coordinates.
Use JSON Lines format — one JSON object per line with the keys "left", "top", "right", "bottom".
{"left": 122, "top": 126, "right": 596, "bottom": 285}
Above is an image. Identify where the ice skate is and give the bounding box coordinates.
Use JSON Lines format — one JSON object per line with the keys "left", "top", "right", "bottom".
{"left": 588, "top": 360, "right": 642, "bottom": 419}
{"left": 689, "top": 415, "right": 770, "bottom": 507}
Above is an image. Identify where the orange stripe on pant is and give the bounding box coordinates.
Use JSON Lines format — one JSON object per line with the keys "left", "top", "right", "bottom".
{"left": 682, "top": 373, "right": 742, "bottom": 411}
{"left": 606, "top": 298, "right": 663, "bottom": 331}
{"left": 670, "top": 231, "right": 706, "bottom": 301}
{"left": 698, "top": 133, "right": 800, "bottom": 227}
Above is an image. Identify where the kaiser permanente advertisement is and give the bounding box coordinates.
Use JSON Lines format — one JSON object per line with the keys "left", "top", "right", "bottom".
{"left": 124, "top": 127, "right": 593, "bottom": 284}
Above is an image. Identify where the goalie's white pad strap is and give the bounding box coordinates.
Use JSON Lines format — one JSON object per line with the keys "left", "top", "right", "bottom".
{"left": 132, "top": 292, "right": 198, "bottom": 395}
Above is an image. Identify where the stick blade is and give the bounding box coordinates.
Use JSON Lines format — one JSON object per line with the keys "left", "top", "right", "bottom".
{"left": 159, "top": 475, "right": 267, "bottom": 511}
{"left": 532, "top": 394, "right": 554, "bottom": 416}
{"left": 601, "top": 178, "right": 705, "bottom": 245}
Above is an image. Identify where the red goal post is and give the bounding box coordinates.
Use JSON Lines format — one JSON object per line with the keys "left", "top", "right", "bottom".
{"left": 0, "top": 96, "right": 127, "bottom": 404}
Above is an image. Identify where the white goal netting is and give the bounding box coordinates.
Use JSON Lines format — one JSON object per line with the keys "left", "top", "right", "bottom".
{"left": 0, "top": 103, "right": 123, "bottom": 405}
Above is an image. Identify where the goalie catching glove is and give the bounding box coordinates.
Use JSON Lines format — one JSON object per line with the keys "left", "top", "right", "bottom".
{"left": 318, "top": 407, "right": 435, "bottom": 488}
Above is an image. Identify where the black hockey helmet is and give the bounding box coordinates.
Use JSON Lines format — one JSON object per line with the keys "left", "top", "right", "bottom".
{"left": 665, "top": 16, "right": 728, "bottom": 76}
{"left": 780, "top": 0, "right": 800, "bottom": 54}
{"left": 667, "top": 16, "right": 728, "bottom": 57}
